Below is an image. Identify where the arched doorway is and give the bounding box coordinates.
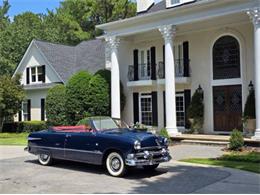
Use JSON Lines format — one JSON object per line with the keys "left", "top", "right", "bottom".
{"left": 212, "top": 35, "right": 242, "bottom": 131}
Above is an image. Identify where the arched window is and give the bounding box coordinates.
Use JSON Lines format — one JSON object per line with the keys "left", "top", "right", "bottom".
{"left": 213, "top": 35, "right": 240, "bottom": 80}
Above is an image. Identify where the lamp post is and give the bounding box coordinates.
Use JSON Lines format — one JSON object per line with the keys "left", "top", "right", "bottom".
{"left": 248, "top": 80, "right": 254, "bottom": 92}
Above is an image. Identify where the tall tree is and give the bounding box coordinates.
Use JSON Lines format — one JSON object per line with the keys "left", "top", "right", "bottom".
{"left": 0, "top": 0, "right": 10, "bottom": 30}
{"left": 0, "top": 12, "right": 45, "bottom": 75}
{"left": 0, "top": 75, "right": 25, "bottom": 132}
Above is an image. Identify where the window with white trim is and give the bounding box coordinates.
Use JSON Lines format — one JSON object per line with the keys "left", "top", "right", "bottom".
{"left": 30, "top": 66, "right": 44, "bottom": 83}
{"left": 176, "top": 94, "right": 185, "bottom": 127}
{"left": 22, "top": 101, "right": 28, "bottom": 121}
{"left": 139, "top": 93, "right": 153, "bottom": 126}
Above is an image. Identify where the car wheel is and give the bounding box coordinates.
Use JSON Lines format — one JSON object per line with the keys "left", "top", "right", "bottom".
{"left": 38, "top": 153, "right": 52, "bottom": 166}
{"left": 143, "top": 164, "right": 159, "bottom": 170}
{"left": 106, "top": 152, "right": 126, "bottom": 177}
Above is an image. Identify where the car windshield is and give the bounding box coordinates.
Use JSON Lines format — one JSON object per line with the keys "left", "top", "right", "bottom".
{"left": 92, "top": 118, "right": 119, "bottom": 130}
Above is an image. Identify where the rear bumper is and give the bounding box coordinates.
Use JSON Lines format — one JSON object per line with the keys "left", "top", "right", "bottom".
{"left": 125, "top": 147, "right": 171, "bottom": 166}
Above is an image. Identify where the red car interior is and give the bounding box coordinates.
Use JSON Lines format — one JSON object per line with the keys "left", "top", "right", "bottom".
{"left": 52, "top": 125, "right": 92, "bottom": 133}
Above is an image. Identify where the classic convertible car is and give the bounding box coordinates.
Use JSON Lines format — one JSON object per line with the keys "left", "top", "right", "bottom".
{"left": 25, "top": 117, "right": 171, "bottom": 177}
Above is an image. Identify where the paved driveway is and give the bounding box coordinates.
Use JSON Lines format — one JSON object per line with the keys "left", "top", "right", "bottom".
{"left": 0, "top": 145, "right": 259, "bottom": 194}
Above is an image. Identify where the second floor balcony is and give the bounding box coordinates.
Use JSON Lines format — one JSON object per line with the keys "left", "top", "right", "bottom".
{"left": 128, "top": 59, "right": 190, "bottom": 83}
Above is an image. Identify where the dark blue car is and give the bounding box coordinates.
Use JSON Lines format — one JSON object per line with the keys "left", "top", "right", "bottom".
{"left": 25, "top": 117, "right": 171, "bottom": 177}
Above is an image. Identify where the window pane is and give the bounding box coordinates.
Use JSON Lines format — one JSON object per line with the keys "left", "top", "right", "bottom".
{"left": 32, "top": 75, "right": 36, "bottom": 82}
{"left": 176, "top": 95, "right": 185, "bottom": 127}
{"left": 213, "top": 36, "right": 240, "bottom": 80}
{"left": 140, "top": 95, "right": 153, "bottom": 126}
{"left": 31, "top": 67, "right": 36, "bottom": 74}
{"left": 38, "top": 66, "right": 43, "bottom": 81}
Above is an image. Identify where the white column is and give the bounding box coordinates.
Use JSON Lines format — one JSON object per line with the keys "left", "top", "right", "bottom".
{"left": 106, "top": 36, "right": 121, "bottom": 119}
{"left": 247, "top": 7, "right": 260, "bottom": 140}
{"left": 159, "top": 25, "right": 181, "bottom": 136}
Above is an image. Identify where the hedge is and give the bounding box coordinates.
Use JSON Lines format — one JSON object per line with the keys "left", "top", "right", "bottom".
{"left": 2, "top": 121, "right": 47, "bottom": 133}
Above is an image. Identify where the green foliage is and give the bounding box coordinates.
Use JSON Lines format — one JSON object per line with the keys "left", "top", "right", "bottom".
{"left": 46, "top": 85, "right": 67, "bottom": 126}
{"left": 2, "top": 121, "right": 47, "bottom": 133}
{"left": 220, "top": 152, "right": 260, "bottom": 163}
{"left": 87, "top": 74, "right": 110, "bottom": 115}
{"left": 188, "top": 90, "right": 204, "bottom": 118}
{"left": 21, "top": 121, "right": 47, "bottom": 132}
{"left": 65, "top": 71, "right": 92, "bottom": 124}
{"left": 229, "top": 129, "right": 244, "bottom": 151}
{"left": 187, "top": 90, "right": 204, "bottom": 133}
{"left": 159, "top": 128, "right": 170, "bottom": 139}
{"left": 0, "top": 0, "right": 136, "bottom": 75}
{"left": 0, "top": 75, "right": 25, "bottom": 132}
{"left": 243, "top": 90, "right": 256, "bottom": 119}
{"left": 95, "top": 69, "right": 126, "bottom": 112}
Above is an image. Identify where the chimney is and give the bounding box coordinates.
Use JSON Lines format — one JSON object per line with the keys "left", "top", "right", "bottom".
{"left": 136, "top": 0, "right": 154, "bottom": 13}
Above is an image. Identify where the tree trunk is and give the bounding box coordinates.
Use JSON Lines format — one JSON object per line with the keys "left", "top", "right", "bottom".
{"left": 0, "top": 117, "right": 4, "bottom": 133}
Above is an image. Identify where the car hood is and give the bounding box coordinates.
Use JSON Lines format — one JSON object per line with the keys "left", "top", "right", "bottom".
{"left": 101, "top": 128, "right": 163, "bottom": 147}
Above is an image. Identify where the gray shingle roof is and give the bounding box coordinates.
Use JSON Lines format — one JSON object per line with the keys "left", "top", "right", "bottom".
{"left": 34, "top": 39, "right": 105, "bottom": 83}
{"left": 139, "top": 0, "right": 198, "bottom": 15}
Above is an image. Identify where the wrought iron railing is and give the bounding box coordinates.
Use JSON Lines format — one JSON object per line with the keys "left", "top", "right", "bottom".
{"left": 128, "top": 59, "right": 190, "bottom": 81}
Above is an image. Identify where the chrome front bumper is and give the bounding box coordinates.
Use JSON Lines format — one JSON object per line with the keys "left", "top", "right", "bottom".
{"left": 125, "top": 147, "right": 171, "bottom": 166}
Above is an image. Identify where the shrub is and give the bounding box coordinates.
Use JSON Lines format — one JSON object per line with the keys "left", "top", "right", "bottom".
{"left": 87, "top": 75, "right": 110, "bottom": 116}
{"left": 229, "top": 129, "right": 244, "bottom": 151}
{"left": 95, "top": 69, "right": 126, "bottom": 112}
{"left": 46, "top": 85, "right": 67, "bottom": 126}
{"left": 65, "top": 71, "right": 92, "bottom": 125}
{"left": 187, "top": 90, "right": 204, "bottom": 133}
{"left": 2, "top": 121, "right": 47, "bottom": 133}
{"left": 22, "top": 121, "right": 47, "bottom": 132}
{"left": 244, "top": 90, "right": 256, "bottom": 119}
{"left": 159, "top": 128, "right": 170, "bottom": 139}
{"left": 187, "top": 90, "right": 204, "bottom": 118}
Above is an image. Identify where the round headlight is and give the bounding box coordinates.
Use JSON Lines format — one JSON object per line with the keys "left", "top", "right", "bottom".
{"left": 134, "top": 140, "right": 141, "bottom": 150}
{"left": 164, "top": 138, "right": 168, "bottom": 146}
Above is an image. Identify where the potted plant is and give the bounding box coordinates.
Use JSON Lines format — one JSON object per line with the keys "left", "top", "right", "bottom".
{"left": 133, "top": 122, "right": 148, "bottom": 132}
{"left": 243, "top": 89, "right": 256, "bottom": 136}
{"left": 187, "top": 86, "right": 204, "bottom": 134}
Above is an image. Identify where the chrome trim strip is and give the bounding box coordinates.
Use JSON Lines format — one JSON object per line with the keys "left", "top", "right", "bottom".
{"left": 139, "top": 146, "right": 164, "bottom": 150}
{"left": 28, "top": 137, "right": 42, "bottom": 141}
{"left": 30, "top": 146, "right": 102, "bottom": 155}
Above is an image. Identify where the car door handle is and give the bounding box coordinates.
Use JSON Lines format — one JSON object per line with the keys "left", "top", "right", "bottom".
{"left": 66, "top": 134, "right": 71, "bottom": 138}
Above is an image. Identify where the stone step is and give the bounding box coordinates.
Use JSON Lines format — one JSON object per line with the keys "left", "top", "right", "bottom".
{"left": 181, "top": 139, "right": 229, "bottom": 146}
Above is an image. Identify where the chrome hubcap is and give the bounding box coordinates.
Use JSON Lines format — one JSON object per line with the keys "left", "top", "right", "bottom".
{"left": 111, "top": 157, "right": 121, "bottom": 171}
{"left": 40, "top": 154, "right": 49, "bottom": 161}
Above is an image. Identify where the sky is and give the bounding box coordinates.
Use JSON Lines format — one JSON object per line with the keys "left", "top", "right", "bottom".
{"left": 1, "top": 0, "right": 162, "bottom": 18}
{"left": 3, "top": 0, "right": 61, "bottom": 18}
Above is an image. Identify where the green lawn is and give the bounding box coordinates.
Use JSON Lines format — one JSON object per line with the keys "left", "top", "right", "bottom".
{"left": 0, "top": 133, "right": 29, "bottom": 145}
{"left": 181, "top": 152, "right": 260, "bottom": 174}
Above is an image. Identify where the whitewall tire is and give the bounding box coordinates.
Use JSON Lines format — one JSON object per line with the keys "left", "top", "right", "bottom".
{"left": 106, "top": 152, "right": 126, "bottom": 177}
{"left": 38, "top": 153, "right": 52, "bottom": 166}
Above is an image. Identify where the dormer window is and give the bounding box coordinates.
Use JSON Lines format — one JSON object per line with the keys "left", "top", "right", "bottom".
{"left": 26, "top": 65, "right": 45, "bottom": 84}
{"left": 166, "top": 0, "right": 195, "bottom": 8}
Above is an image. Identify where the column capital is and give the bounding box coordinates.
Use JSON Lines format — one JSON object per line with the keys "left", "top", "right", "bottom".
{"left": 105, "top": 36, "right": 120, "bottom": 50}
{"left": 247, "top": 7, "right": 260, "bottom": 28}
{"left": 158, "top": 25, "right": 176, "bottom": 42}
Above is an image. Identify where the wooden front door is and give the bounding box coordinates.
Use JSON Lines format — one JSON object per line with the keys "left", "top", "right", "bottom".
{"left": 213, "top": 85, "right": 242, "bottom": 131}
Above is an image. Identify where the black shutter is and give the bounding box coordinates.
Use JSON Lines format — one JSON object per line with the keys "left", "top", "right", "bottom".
{"left": 163, "top": 91, "right": 166, "bottom": 127}
{"left": 133, "top": 49, "right": 139, "bottom": 81}
{"left": 183, "top": 41, "right": 190, "bottom": 77}
{"left": 133, "top": 93, "right": 139, "bottom": 123}
{"left": 184, "top": 90, "right": 191, "bottom": 129}
{"left": 27, "top": 99, "right": 31, "bottom": 121}
{"left": 18, "top": 110, "right": 22, "bottom": 122}
{"left": 26, "top": 67, "right": 30, "bottom": 84}
{"left": 41, "top": 98, "right": 45, "bottom": 121}
{"left": 151, "top": 92, "right": 158, "bottom": 126}
{"left": 151, "top": 47, "right": 156, "bottom": 80}
{"left": 42, "top": 65, "right": 46, "bottom": 83}
{"left": 163, "top": 45, "right": 165, "bottom": 64}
